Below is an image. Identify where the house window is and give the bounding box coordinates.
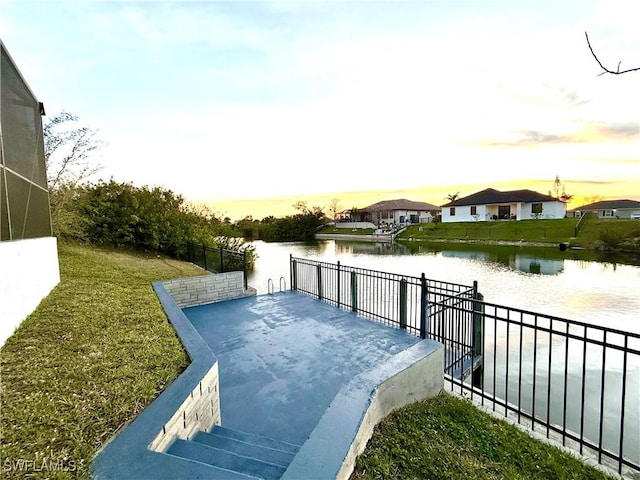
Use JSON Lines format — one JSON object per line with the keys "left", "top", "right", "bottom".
{"left": 532, "top": 203, "right": 542, "bottom": 214}
{"left": 470, "top": 206, "right": 477, "bottom": 215}
{"left": 450, "top": 207, "right": 456, "bottom": 216}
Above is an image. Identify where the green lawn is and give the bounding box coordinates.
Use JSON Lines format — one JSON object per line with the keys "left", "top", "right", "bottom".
{"left": 398, "top": 218, "right": 578, "bottom": 243}
{"left": 397, "top": 218, "right": 640, "bottom": 250}
{"left": 352, "top": 393, "right": 615, "bottom": 480}
{"left": 0, "top": 242, "right": 204, "bottom": 479}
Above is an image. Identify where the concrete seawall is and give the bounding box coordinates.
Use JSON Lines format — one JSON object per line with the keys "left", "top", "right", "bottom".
{"left": 315, "top": 233, "right": 393, "bottom": 243}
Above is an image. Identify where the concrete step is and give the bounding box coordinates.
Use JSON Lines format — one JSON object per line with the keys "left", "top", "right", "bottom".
{"left": 166, "top": 438, "right": 287, "bottom": 480}
{"left": 209, "top": 426, "right": 300, "bottom": 455}
{"left": 192, "top": 430, "right": 295, "bottom": 468}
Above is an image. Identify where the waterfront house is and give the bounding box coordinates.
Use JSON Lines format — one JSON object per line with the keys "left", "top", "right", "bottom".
{"left": 441, "top": 188, "right": 566, "bottom": 223}
{"left": 568, "top": 199, "right": 640, "bottom": 219}
{"left": 349, "top": 199, "right": 441, "bottom": 226}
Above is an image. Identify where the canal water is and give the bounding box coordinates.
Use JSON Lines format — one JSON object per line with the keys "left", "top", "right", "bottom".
{"left": 246, "top": 239, "right": 640, "bottom": 469}
{"left": 247, "top": 239, "right": 640, "bottom": 334}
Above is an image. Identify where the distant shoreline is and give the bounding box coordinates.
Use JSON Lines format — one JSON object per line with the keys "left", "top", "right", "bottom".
{"left": 316, "top": 232, "right": 557, "bottom": 248}
{"left": 315, "top": 233, "right": 394, "bottom": 243}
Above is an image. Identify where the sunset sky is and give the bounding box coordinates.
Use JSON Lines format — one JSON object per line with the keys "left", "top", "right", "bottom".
{"left": 2, "top": 0, "right": 638, "bottom": 220}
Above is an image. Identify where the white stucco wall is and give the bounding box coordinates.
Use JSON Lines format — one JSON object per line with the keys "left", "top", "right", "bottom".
{"left": 0, "top": 236, "right": 60, "bottom": 346}
{"left": 442, "top": 201, "right": 566, "bottom": 222}
{"left": 538, "top": 201, "right": 566, "bottom": 219}
{"left": 442, "top": 205, "right": 488, "bottom": 223}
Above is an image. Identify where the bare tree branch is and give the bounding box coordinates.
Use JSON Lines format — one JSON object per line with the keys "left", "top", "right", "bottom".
{"left": 44, "top": 112, "right": 105, "bottom": 190}
{"left": 585, "top": 31, "right": 640, "bottom": 76}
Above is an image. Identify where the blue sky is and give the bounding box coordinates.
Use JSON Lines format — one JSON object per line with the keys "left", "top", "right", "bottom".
{"left": 1, "top": 0, "right": 638, "bottom": 219}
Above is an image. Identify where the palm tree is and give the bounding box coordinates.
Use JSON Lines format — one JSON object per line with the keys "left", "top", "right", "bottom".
{"left": 446, "top": 192, "right": 460, "bottom": 202}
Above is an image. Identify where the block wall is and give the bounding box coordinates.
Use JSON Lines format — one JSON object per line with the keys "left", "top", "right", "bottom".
{"left": 149, "top": 363, "right": 220, "bottom": 452}
{"left": 162, "top": 271, "right": 254, "bottom": 308}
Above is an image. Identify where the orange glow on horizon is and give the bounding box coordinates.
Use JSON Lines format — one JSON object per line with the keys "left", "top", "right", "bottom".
{"left": 197, "top": 178, "right": 640, "bottom": 221}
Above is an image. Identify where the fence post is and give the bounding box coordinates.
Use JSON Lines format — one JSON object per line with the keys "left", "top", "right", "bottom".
{"left": 399, "top": 278, "right": 408, "bottom": 330}
{"left": 219, "top": 246, "right": 224, "bottom": 272}
{"left": 337, "top": 261, "right": 341, "bottom": 309}
{"left": 290, "top": 256, "right": 297, "bottom": 291}
{"left": 202, "top": 244, "right": 207, "bottom": 271}
{"left": 243, "top": 250, "right": 248, "bottom": 290}
{"left": 317, "top": 264, "right": 323, "bottom": 300}
{"left": 420, "top": 273, "right": 428, "bottom": 339}
{"left": 350, "top": 271, "right": 357, "bottom": 312}
{"left": 472, "top": 280, "right": 484, "bottom": 389}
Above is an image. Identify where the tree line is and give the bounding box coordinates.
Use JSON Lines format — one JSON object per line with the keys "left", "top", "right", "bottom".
{"left": 46, "top": 113, "right": 326, "bottom": 264}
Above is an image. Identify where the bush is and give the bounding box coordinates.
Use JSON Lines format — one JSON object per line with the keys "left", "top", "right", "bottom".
{"left": 50, "top": 180, "right": 252, "bottom": 261}
{"left": 598, "top": 224, "right": 640, "bottom": 251}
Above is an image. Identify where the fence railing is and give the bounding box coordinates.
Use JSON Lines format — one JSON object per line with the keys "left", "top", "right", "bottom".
{"left": 288, "top": 256, "right": 639, "bottom": 476}
{"left": 574, "top": 211, "right": 595, "bottom": 236}
{"left": 289, "top": 256, "right": 479, "bottom": 375}
{"left": 186, "top": 242, "right": 248, "bottom": 289}
{"left": 443, "top": 295, "right": 640, "bottom": 477}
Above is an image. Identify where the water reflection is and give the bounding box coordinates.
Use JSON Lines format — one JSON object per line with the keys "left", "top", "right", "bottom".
{"left": 247, "top": 239, "right": 640, "bottom": 333}
{"left": 437, "top": 250, "right": 564, "bottom": 275}
{"left": 246, "top": 239, "right": 640, "bottom": 468}
{"left": 481, "top": 326, "right": 640, "bottom": 463}
{"left": 333, "top": 241, "right": 412, "bottom": 256}
{"left": 330, "top": 240, "right": 568, "bottom": 275}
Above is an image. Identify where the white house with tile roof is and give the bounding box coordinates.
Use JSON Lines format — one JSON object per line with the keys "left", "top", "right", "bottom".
{"left": 568, "top": 199, "right": 640, "bottom": 219}
{"left": 349, "top": 199, "right": 441, "bottom": 226}
{"left": 441, "top": 188, "right": 566, "bottom": 223}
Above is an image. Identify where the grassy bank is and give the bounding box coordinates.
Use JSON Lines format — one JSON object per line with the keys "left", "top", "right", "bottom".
{"left": 396, "top": 218, "right": 640, "bottom": 250}
{"left": 352, "top": 393, "right": 614, "bottom": 480}
{"left": 398, "top": 218, "right": 577, "bottom": 244}
{"left": 0, "top": 242, "right": 204, "bottom": 479}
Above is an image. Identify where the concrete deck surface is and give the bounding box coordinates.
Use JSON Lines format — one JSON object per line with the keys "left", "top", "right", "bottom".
{"left": 183, "top": 291, "right": 421, "bottom": 446}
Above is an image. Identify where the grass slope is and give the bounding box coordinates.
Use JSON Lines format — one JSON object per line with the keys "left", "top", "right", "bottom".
{"left": 398, "top": 218, "right": 578, "bottom": 243}
{"left": 0, "top": 242, "right": 204, "bottom": 479}
{"left": 352, "top": 393, "right": 615, "bottom": 480}
{"left": 397, "top": 218, "right": 640, "bottom": 250}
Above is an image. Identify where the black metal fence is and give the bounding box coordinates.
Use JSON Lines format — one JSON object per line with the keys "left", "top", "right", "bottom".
{"left": 445, "top": 295, "right": 640, "bottom": 477}
{"left": 289, "top": 256, "right": 639, "bottom": 476}
{"left": 186, "top": 242, "right": 248, "bottom": 289}
{"left": 289, "top": 256, "right": 479, "bottom": 375}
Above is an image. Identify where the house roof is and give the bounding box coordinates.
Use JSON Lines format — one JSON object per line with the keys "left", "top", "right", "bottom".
{"left": 359, "top": 199, "right": 441, "bottom": 212}
{"left": 442, "top": 188, "right": 558, "bottom": 207}
{"left": 573, "top": 199, "right": 640, "bottom": 210}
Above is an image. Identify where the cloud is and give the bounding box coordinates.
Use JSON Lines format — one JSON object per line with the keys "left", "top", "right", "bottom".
{"left": 553, "top": 87, "right": 590, "bottom": 108}
{"left": 579, "top": 157, "right": 640, "bottom": 165}
{"left": 594, "top": 122, "right": 639, "bottom": 139}
{"left": 476, "top": 121, "right": 638, "bottom": 147}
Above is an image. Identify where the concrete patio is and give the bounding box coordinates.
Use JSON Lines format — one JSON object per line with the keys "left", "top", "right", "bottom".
{"left": 92, "top": 273, "right": 443, "bottom": 479}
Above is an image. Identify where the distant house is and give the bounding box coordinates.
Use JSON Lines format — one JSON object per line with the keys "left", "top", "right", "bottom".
{"left": 568, "top": 199, "right": 640, "bottom": 220}
{"left": 350, "top": 199, "right": 441, "bottom": 226}
{"left": 441, "top": 188, "right": 566, "bottom": 223}
{"left": 1, "top": 41, "right": 60, "bottom": 345}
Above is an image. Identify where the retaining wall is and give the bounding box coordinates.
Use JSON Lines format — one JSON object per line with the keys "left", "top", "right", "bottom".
{"left": 282, "top": 340, "right": 444, "bottom": 480}
{"left": 149, "top": 363, "right": 220, "bottom": 452}
{"left": 162, "top": 271, "right": 255, "bottom": 308}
